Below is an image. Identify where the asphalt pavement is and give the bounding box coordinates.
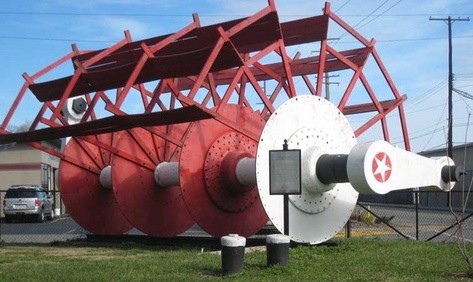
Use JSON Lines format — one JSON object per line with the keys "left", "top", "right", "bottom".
{"left": 1, "top": 205, "right": 472, "bottom": 244}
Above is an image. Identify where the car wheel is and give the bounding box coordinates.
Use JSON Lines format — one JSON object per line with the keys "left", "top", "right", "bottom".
{"left": 49, "top": 208, "right": 55, "bottom": 220}
{"left": 37, "top": 210, "right": 45, "bottom": 223}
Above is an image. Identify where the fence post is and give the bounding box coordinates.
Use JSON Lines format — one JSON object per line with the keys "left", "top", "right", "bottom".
{"left": 345, "top": 220, "right": 351, "bottom": 238}
{"left": 0, "top": 191, "right": 2, "bottom": 242}
{"left": 414, "top": 188, "right": 419, "bottom": 240}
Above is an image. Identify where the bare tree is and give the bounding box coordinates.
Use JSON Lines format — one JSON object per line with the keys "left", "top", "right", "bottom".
{"left": 451, "top": 114, "right": 473, "bottom": 277}
{"left": 7, "top": 121, "right": 31, "bottom": 133}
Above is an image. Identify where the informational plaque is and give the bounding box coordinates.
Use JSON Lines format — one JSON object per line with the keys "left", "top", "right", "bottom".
{"left": 269, "top": 149, "right": 301, "bottom": 195}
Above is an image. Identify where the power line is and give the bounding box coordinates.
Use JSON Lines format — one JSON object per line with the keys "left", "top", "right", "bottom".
{"left": 376, "top": 35, "right": 473, "bottom": 43}
{"left": 0, "top": 10, "right": 470, "bottom": 18}
{"left": 0, "top": 35, "right": 114, "bottom": 43}
{"left": 340, "top": 13, "right": 472, "bottom": 18}
{"left": 454, "top": 88, "right": 473, "bottom": 100}
{"left": 333, "top": 35, "right": 473, "bottom": 44}
{"left": 337, "top": 0, "right": 389, "bottom": 39}
{"left": 334, "top": 0, "right": 351, "bottom": 13}
{"left": 352, "top": 0, "right": 403, "bottom": 31}
{"left": 421, "top": 99, "right": 447, "bottom": 151}
{"left": 1, "top": 33, "right": 471, "bottom": 45}
{"left": 405, "top": 79, "right": 447, "bottom": 109}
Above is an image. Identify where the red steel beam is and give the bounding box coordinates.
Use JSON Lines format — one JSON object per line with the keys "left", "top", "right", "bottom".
{"left": 1, "top": 0, "right": 411, "bottom": 158}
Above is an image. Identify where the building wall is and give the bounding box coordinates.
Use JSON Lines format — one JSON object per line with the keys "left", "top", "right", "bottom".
{"left": 0, "top": 144, "right": 42, "bottom": 189}
{"left": 419, "top": 143, "right": 473, "bottom": 210}
{"left": 0, "top": 141, "right": 61, "bottom": 217}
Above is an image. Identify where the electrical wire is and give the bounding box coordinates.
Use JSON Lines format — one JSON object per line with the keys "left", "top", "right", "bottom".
{"left": 334, "top": 0, "right": 351, "bottom": 13}
{"left": 353, "top": 0, "right": 403, "bottom": 31}
{"left": 406, "top": 79, "right": 448, "bottom": 109}
{"left": 421, "top": 98, "right": 447, "bottom": 151}
{"left": 334, "top": 35, "right": 473, "bottom": 44}
{"left": 336, "top": 0, "right": 389, "bottom": 40}
{"left": 454, "top": 88, "right": 473, "bottom": 100}
{"left": 2, "top": 34, "right": 471, "bottom": 44}
{"left": 0, "top": 10, "right": 470, "bottom": 18}
{"left": 0, "top": 35, "right": 114, "bottom": 43}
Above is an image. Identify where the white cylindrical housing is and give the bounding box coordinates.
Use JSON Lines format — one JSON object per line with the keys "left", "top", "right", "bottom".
{"left": 154, "top": 162, "right": 179, "bottom": 187}
{"left": 99, "top": 165, "right": 112, "bottom": 190}
{"left": 302, "top": 146, "right": 336, "bottom": 193}
{"left": 235, "top": 157, "right": 257, "bottom": 187}
{"left": 63, "top": 96, "right": 87, "bottom": 125}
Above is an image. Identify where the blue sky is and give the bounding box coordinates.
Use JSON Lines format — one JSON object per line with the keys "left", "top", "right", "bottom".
{"left": 0, "top": 0, "right": 472, "bottom": 153}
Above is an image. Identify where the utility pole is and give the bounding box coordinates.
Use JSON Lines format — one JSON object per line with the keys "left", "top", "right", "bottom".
{"left": 430, "top": 16, "right": 469, "bottom": 158}
{"left": 323, "top": 74, "right": 339, "bottom": 101}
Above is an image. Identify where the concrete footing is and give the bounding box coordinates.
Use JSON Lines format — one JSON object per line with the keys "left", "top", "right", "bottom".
{"left": 221, "top": 234, "right": 246, "bottom": 276}
{"left": 266, "top": 234, "right": 290, "bottom": 267}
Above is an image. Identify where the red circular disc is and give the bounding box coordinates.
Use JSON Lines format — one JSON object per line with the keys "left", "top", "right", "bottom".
{"left": 180, "top": 105, "right": 268, "bottom": 238}
{"left": 59, "top": 133, "right": 133, "bottom": 235}
{"left": 204, "top": 132, "right": 258, "bottom": 212}
{"left": 112, "top": 125, "right": 194, "bottom": 237}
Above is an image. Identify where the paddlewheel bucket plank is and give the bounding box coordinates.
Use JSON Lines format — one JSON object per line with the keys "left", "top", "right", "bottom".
{"left": 0, "top": 1, "right": 416, "bottom": 241}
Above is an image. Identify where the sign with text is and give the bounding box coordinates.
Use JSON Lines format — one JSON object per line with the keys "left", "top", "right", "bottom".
{"left": 269, "top": 149, "right": 301, "bottom": 195}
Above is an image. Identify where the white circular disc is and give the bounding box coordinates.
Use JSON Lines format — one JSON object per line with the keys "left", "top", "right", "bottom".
{"left": 256, "top": 95, "right": 358, "bottom": 244}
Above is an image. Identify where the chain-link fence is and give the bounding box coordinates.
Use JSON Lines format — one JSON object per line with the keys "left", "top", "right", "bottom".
{"left": 1, "top": 189, "right": 473, "bottom": 244}
{"left": 340, "top": 190, "right": 473, "bottom": 243}
{"left": 0, "top": 189, "right": 88, "bottom": 243}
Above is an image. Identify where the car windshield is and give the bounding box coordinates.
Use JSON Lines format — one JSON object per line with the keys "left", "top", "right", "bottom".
{"left": 5, "top": 189, "right": 38, "bottom": 198}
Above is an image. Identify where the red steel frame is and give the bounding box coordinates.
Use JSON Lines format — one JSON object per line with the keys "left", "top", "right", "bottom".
{"left": 0, "top": 0, "right": 411, "bottom": 170}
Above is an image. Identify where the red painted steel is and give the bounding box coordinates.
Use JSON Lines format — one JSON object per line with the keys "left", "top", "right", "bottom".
{"left": 59, "top": 133, "right": 133, "bottom": 235}
{"left": 112, "top": 126, "right": 194, "bottom": 237}
{"left": 179, "top": 105, "right": 267, "bottom": 238}
{"left": 0, "top": 106, "right": 213, "bottom": 143}
{"left": 0, "top": 1, "right": 412, "bottom": 237}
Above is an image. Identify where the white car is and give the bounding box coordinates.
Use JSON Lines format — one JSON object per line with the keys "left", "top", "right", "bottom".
{"left": 3, "top": 185, "right": 55, "bottom": 223}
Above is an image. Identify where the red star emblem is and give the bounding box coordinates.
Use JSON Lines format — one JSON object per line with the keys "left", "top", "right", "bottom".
{"left": 372, "top": 152, "right": 392, "bottom": 183}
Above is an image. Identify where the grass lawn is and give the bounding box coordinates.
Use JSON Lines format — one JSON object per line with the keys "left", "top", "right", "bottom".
{"left": 0, "top": 238, "right": 471, "bottom": 281}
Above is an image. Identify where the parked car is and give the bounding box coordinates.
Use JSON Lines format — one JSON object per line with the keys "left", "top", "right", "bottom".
{"left": 3, "top": 185, "right": 55, "bottom": 223}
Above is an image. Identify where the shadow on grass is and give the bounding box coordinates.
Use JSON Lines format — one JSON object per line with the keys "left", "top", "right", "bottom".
{"left": 47, "top": 237, "right": 223, "bottom": 252}
{"left": 198, "top": 267, "right": 222, "bottom": 278}
{"left": 442, "top": 271, "right": 473, "bottom": 279}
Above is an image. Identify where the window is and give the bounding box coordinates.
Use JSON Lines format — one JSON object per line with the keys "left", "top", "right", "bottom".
{"left": 5, "top": 189, "right": 38, "bottom": 198}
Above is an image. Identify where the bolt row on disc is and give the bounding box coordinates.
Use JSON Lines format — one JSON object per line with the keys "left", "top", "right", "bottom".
{"left": 180, "top": 104, "right": 268, "bottom": 238}
{"left": 256, "top": 96, "right": 359, "bottom": 244}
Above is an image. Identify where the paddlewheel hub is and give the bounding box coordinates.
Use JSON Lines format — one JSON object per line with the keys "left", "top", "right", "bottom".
{"left": 204, "top": 132, "right": 257, "bottom": 212}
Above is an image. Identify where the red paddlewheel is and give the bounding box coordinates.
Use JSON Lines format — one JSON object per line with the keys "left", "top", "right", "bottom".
{"left": 59, "top": 133, "right": 133, "bottom": 235}
{"left": 0, "top": 1, "right": 413, "bottom": 242}
{"left": 111, "top": 125, "right": 194, "bottom": 237}
{"left": 180, "top": 104, "right": 268, "bottom": 238}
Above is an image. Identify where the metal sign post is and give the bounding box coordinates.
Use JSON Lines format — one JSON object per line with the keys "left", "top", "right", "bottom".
{"left": 269, "top": 140, "right": 301, "bottom": 236}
